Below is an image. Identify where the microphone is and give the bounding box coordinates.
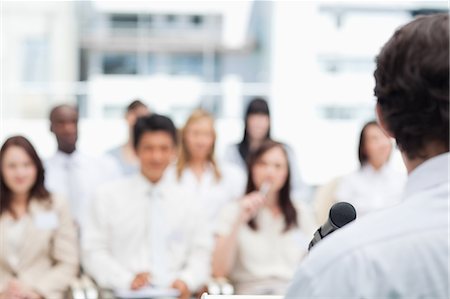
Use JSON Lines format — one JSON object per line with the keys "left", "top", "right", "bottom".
{"left": 259, "top": 181, "right": 271, "bottom": 198}
{"left": 308, "top": 202, "right": 356, "bottom": 250}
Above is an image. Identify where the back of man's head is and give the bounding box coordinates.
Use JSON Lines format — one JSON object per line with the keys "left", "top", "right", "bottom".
{"left": 133, "top": 114, "right": 177, "bottom": 149}
{"left": 374, "top": 13, "right": 449, "bottom": 159}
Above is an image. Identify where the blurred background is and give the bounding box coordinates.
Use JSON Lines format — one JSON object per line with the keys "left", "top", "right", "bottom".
{"left": 1, "top": 0, "right": 446, "bottom": 186}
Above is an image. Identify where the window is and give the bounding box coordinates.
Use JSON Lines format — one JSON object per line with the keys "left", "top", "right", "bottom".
{"left": 190, "top": 15, "right": 204, "bottom": 26}
{"left": 110, "top": 14, "right": 139, "bottom": 29}
{"left": 102, "top": 53, "right": 138, "bottom": 74}
{"left": 147, "top": 54, "right": 158, "bottom": 75}
{"left": 317, "top": 105, "right": 374, "bottom": 120}
{"left": 169, "top": 54, "right": 204, "bottom": 76}
{"left": 22, "top": 38, "right": 49, "bottom": 82}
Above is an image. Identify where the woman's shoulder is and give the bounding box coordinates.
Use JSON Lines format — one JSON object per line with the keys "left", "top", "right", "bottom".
{"left": 48, "top": 193, "right": 72, "bottom": 211}
{"left": 28, "top": 193, "right": 67, "bottom": 213}
{"left": 218, "top": 161, "right": 246, "bottom": 177}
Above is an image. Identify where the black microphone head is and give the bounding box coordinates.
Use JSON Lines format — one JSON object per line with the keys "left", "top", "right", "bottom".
{"left": 329, "top": 202, "right": 357, "bottom": 228}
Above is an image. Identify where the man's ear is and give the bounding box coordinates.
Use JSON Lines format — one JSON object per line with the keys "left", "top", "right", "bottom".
{"left": 376, "top": 103, "right": 395, "bottom": 138}
{"left": 50, "top": 123, "right": 54, "bottom": 134}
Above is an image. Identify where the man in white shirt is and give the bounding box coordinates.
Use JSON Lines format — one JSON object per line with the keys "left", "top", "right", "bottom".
{"left": 82, "top": 114, "right": 212, "bottom": 299}
{"left": 45, "top": 105, "right": 120, "bottom": 226}
{"left": 286, "top": 13, "right": 449, "bottom": 299}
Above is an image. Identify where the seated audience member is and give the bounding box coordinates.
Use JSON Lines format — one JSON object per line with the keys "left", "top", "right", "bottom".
{"left": 107, "top": 99, "right": 151, "bottom": 175}
{"left": 336, "top": 121, "right": 406, "bottom": 217}
{"left": 213, "top": 141, "right": 316, "bottom": 295}
{"left": 82, "top": 114, "right": 212, "bottom": 299}
{"left": 223, "top": 98, "right": 310, "bottom": 201}
{"left": 286, "top": 13, "right": 449, "bottom": 299}
{"left": 165, "top": 109, "right": 246, "bottom": 222}
{"left": 0, "top": 136, "right": 79, "bottom": 299}
{"left": 45, "top": 104, "right": 121, "bottom": 227}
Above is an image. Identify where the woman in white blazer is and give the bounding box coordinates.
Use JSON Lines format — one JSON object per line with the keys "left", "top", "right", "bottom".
{"left": 0, "top": 136, "right": 79, "bottom": 299}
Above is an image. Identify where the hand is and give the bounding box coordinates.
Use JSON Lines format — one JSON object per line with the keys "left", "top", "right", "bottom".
{"left": 130, "top": 272, "right": 151, "bottom": 290}
{"left": 3, "top": 280, "right": 42, "bottom": 299}
{"left": 239, "top": 191, "right": 266, "bottom": 223}
{"left": 171, "top": 279, "right": 190, "bottom": 299}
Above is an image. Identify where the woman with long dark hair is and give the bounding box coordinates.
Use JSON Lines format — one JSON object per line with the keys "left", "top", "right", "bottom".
{"left": 223, "top": 97, "right": 310, "bottom": 200}
{"left": 213, "top": 140, "right": 316, "bottom": 295}
{"left": 0, "top": 136, "right": 78, "bottom": 299}
{"left": 335, "top": 121, "right": 406, "bottom": 216}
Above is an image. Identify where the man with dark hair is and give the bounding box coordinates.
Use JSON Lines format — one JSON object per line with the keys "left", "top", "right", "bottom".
{"left": 286, "top": 13, "right": 448, "bottom": 298}
{"left": 45, "top": 104, "right": 120, "bottom": 226}
{"left": 107, "top": 99, "right": 151, "bottom": 175}
{"left": 83, "top": 114, "right": 211, "bottom": 299}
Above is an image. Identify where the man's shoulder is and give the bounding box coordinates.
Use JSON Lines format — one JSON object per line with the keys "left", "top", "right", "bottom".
{"left": 95, "top": 175, "right": 139, "bottom": 198}
{"left": 299, "top": 194, "right": 447, "bottom": 276}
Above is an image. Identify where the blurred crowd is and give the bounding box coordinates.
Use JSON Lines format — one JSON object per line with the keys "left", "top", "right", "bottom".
{"left": 0, "top": 96, "right": 406, "bottom": 299}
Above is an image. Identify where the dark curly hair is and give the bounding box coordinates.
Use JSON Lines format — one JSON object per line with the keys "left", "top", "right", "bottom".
{"left": 374, "top": 13, "right": 449, "bottom": 159}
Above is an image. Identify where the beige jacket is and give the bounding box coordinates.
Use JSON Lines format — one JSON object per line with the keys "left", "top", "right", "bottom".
{"left": 0, "top": 195, "right": 79, "bottom": 299}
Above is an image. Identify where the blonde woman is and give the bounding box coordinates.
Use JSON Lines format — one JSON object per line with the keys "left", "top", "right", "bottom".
{"left": 166, "top": 109, "right": 246, "bottom": 221}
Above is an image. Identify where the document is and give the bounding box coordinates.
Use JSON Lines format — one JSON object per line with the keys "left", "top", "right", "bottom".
{"left": 114, "top": 287, "right": 180, "bottom": 298}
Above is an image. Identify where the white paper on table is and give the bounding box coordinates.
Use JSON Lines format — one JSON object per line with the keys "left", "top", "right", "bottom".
{"left": 114, "top": 287, "right": 180, "bottom": 298}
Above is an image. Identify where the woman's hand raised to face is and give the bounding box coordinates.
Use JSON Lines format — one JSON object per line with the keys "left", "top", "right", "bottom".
{"left": 239, "top": 191, "right": 266, "bottom": 223}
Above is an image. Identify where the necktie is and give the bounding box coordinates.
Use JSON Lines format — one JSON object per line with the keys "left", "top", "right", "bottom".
{"left": 66, "top": 157, "right": 81, "bottom": 223}
{"left": 148, "top": 187, "right": 169, "bottom": 287}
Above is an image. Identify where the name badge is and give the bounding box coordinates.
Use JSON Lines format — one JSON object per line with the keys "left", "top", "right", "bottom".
{"left": 34, "top": 212, "right": 59, "bottom": 230}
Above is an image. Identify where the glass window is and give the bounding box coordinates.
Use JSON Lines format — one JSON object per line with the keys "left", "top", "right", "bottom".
{"left": 169, "top": 54, "right": 204, "bottom": 76}
{"left": 102, "top": 53, "right": 138, "bottom": 74}
{"left": 22, "top": 38, "right": 49, "bottom": 82}
{"left": 166, "top": 14, "right": 177, "bottom": 25}
{"left": 110, "top": 14, "right": 139, "bottom": 28}
{"left": 190, "top": 15, "right": 204, "bottom": 26}
{"left": 147, "top": 54, "right": 158, "bottom": 75}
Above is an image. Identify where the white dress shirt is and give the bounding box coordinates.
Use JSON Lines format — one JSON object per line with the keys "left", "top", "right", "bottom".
{"left": 285, "top": 152, "right": 449, "bottom": 299}
{"left": 223, "top": 144, "right": 312, "bottom": 201}
{"left": 164, "top": 162, "right": 246, "bottom": 222}
{"left": 81, "top": 173, "right": 213, "bottom": 291}
{"left": 45, "top": 150, "right": 121, "bottom": 226}
{"left": 335, "top": 162, "right": 406, "bottom": 217}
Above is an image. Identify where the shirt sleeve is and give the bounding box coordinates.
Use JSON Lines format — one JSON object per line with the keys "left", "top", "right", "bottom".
{"left": 81, "top": 187, "right": 135, "bottom": 290}
{"left": 177, "top": 200, "right": 214, "bottom": 292}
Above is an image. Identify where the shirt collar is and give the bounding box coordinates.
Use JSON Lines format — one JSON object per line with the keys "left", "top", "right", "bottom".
{"left": 54, "top": 150, "right": 81, "bottom": 167}
{"left": 361, "top": 162, "right": 391, "bottom": 175}
{"left": 403, "top": 152, "right": 449, "bottom": 199}
{"left": 135, "top": 171, "right": 168, "bottom": 198}
{"left": 55, "top": 150, "right": 80, "bottom": 160}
